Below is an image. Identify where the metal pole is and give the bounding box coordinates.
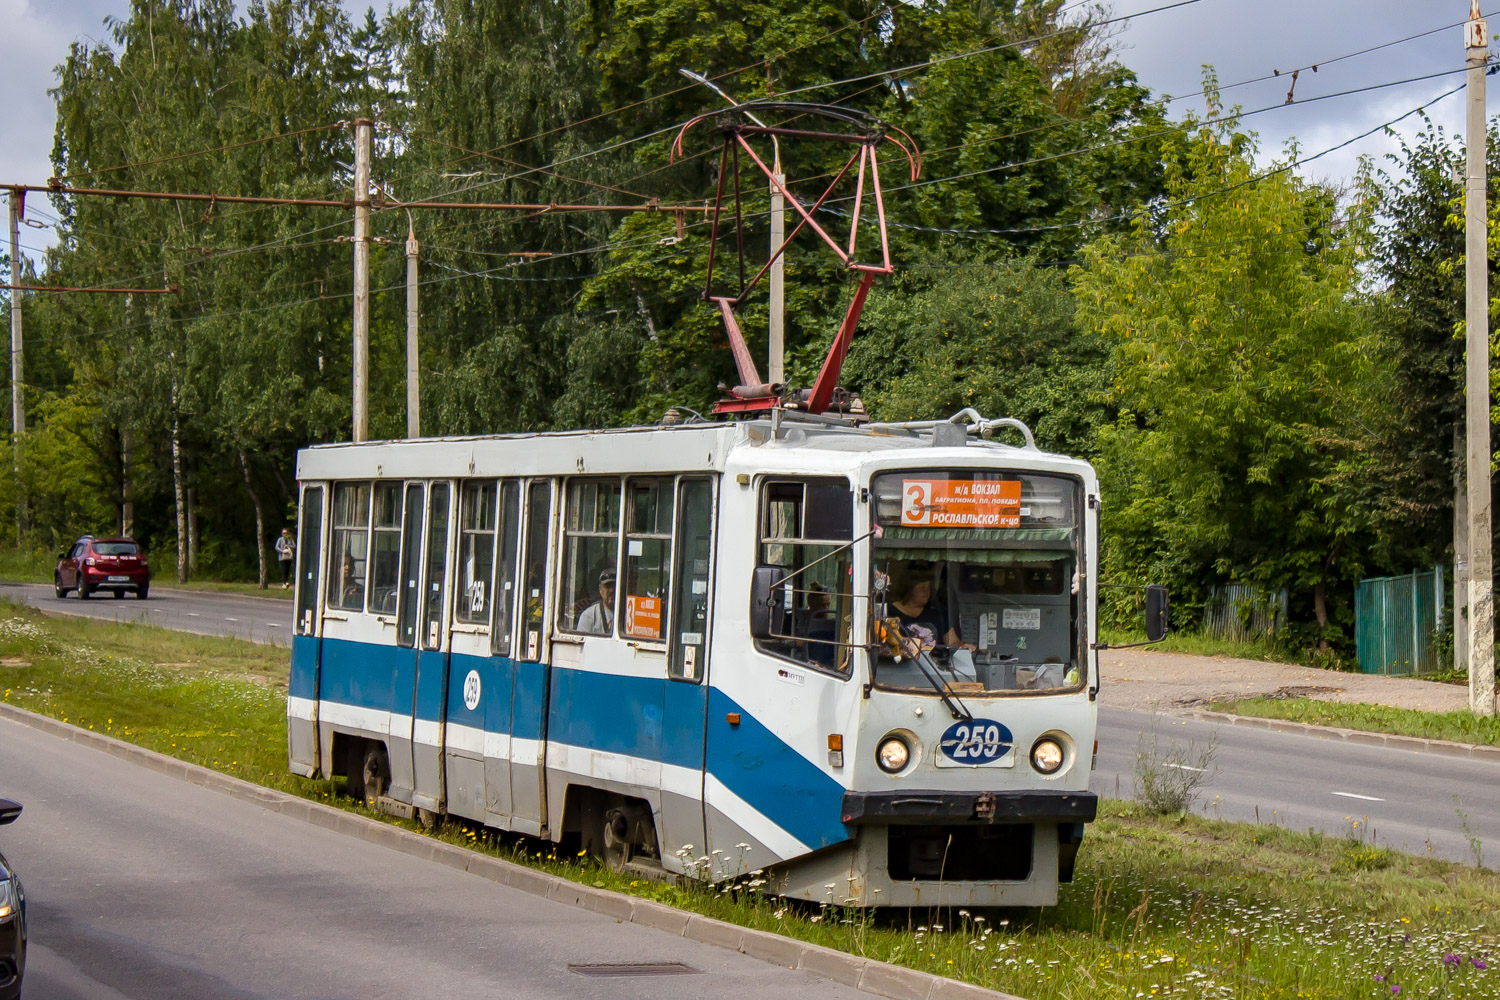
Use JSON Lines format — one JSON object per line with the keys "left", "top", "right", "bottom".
{"left": 1465, "top": 1, "right": 1496, "bottom": 716}
{"left": 769, "top": 169, "right": 785, "bottom": 384}
{"left": 405, "top": 213, "right": 419, "bottom": 439}
{"left": 351, "top": 119, "right": 372, "bottom": 443}
{"left": 7, "top": 189, "right": 24, "bottom": 542}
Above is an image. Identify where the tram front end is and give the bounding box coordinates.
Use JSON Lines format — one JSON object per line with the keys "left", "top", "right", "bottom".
{"left": 737, "top": 448, "right": 1112, "bottom": 908}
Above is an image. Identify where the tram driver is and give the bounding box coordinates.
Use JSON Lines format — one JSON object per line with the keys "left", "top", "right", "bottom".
{"left": 577, "top": 569, "right": 615, "bottom": 635}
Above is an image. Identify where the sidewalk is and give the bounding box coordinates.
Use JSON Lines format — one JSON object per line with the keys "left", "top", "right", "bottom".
{"left": 1099, "top": 647, "right": 1480, "bottom": 714}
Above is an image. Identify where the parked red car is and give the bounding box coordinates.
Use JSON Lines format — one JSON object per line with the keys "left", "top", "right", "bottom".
{"left": 54, "top": 536, "right": 150, "bottom": 600}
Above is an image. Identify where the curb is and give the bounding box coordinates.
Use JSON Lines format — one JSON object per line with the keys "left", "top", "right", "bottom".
{"left": 0, "top": 701, "right": 1019, "bottom": 1000}
{"left": 1181, "top": 709, "right": 1500, "bottom": 763}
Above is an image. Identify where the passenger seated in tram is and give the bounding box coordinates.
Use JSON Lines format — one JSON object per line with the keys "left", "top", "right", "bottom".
{"left": 577, "top": 569, "right": 615, "bottom": 635}
{"left": 340, "top": 554, "right": 364, "bottom": 609}
{"left": 802, "top": 582, "right": 838, "bottom": 668}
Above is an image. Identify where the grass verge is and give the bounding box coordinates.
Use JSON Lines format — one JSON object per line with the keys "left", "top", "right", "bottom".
{"left": 1, "top": 602, "right": 1496, "bottom": 999}
{"left": 1210, "top": 696, "right": 1500, "bottom": 747}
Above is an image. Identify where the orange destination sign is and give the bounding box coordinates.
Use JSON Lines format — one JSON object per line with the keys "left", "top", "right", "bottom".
{"left": 900, "top": 479, "right": 1022, "bottom": 528}
{"left": 624, "top": 594, "right": 663, "bottom": 639}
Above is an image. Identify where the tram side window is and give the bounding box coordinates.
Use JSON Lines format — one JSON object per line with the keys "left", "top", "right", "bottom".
{"left": 757, "top": 479, "right": 854, "bottom": 673}
{"left": 491, "top": 481, "right": 522, "bottom": 656}
{"left": 559, "top": 479, "right": 622, "bottom": 635}
{"left": 519, "top": 481, "right": 552, "bottom": 659}
{"left": 368, "top": 483, "right": 402, "bottom": 615}
{"left": 621, "top": 479, "right": 673, "bottom": 641}
{"left": 457, "top": 481, "right": 499, "bottom": 625}
{"left": 294, "top": 485, "right": 324, "bottom": 634}
{"left": 329, "top": 482, "right": 371, "bottom": 612}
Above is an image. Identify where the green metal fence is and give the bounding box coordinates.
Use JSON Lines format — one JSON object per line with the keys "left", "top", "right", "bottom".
{"left": 1354, "top": 566, "right": 1445, "bottom": 675}
{"left": 1203, "top": 584, "right": 1287, "bottom": 642}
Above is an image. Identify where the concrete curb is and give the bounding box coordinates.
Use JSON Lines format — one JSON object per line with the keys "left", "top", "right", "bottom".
{"left": 1180, "top": 709, "right": 1500, "bottom": 763}
{"left": 0, "top": 701, "right": 1021, "bottom": 1000}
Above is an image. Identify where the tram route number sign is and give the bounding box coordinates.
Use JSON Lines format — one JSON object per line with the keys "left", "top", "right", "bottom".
{"left": 624, "top": 595, "right": 662, "bottom": 639}
{"left": 901, "top": 479, "right": 1021, "bottom": 528}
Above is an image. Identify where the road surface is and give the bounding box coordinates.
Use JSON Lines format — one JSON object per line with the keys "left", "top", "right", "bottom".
{"left": 1092, "top": 708, "right": 1500, "bottom": 865}
{"left": 0, "top": 714, "right": 870, "bottom": 1000}
{"left": 0, "top": 582, "right": 291, "bottom": 647}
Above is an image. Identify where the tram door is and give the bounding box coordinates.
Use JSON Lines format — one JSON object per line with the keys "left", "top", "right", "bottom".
{"left": 288, "top": 484, "right": 325, "bottom": 775}
{"left": 508, "top": 480, "right": 553, "bottom": 837}
{"left": 416, "top": 482, "right": 454, "bottom": 814}
{"left": 660, "top": 478, "right": 715, "bottom": 853}
{"left": 392, "top": 482, "right": 426, "bottom": 801}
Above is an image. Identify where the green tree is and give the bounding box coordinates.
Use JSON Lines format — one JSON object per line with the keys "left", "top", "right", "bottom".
{"left": 1072, "top": 96, "right": 1384, "bottom": 651}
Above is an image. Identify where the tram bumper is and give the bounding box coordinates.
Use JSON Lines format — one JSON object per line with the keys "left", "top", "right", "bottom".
{"left": 775, "top": 790, "right": 1097, "bottom": 908}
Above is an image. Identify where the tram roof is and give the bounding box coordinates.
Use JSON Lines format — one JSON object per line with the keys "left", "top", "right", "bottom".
{"left": 295, "top": 416, "right": 1093, "bottom": 482}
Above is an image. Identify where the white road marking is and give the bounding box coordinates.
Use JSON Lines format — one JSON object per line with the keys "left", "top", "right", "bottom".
{"left": 186, "top": 613, "right": 200, "bottom": 617}
{"left": 1331, "top": 791, "right": 1385, "bottom": 802}
{"left": 224, "top": 617, "right": 239, "bottom": 622}
{"left": 1165, "top": 763, "right": 1207, "bottom": 773}
{"left": 267, "top": 623, "right": 282, "bottom": 628}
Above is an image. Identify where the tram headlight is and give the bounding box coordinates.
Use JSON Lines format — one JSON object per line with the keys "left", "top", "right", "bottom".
{"left": 876, "top": 736, "right": 911, "bottom": 774}
{"left": 1030, "top": 737, "right": 1065, "bottom": 775}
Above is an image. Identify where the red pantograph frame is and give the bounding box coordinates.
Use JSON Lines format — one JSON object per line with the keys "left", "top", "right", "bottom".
{"left": 670, "top": 103, "right": 921, "bottom": 415}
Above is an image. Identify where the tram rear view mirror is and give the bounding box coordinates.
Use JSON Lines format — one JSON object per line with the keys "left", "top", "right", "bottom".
{"left": 1144, "top": 584, "right": 1170, "bottom": 643}
{"left": 749, "top": 565, "right": 789, "bottom": 640}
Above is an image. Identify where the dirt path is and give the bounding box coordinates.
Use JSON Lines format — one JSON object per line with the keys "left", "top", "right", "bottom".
{"left": 1098, "top": 647, "right": 1484, "bottom": 714}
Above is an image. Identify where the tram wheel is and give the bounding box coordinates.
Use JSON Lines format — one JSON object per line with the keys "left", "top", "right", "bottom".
{"left": 601, "top": 807, "right": 633, "bottom": 873}
{"left": 416, "top": 808, "right": 438, "bottom": 830}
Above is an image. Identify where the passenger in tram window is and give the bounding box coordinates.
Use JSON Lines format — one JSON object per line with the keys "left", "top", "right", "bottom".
{"left": 804, "top": 582, "right": 837, "bottom": 668}
{"left": 577, "top": 569, "right": 615, "bottom": 635}
{"left": 340, "top": 553, "right": 364, "bottom": 609}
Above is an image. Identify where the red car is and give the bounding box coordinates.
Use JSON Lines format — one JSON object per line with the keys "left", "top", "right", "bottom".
{"left": 54, "top": 535, "right": 150, "bottom": 600}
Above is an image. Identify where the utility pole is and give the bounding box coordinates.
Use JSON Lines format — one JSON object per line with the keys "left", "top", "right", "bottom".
{"left": 7, "top": 189, "right": 24, "bottom": 543}
{"left": 405, "top": 212, "right": 420, "bottom": 439}
{"left": 351, "top": 118, "right": 372, "bottom": 443}
{"left": 1465, "top": 0, "right": 1496, "bottom": 716}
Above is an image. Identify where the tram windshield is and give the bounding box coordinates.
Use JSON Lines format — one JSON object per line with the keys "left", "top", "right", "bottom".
{"left": 869, "top": 470, "right": 1083, "bottom": 694}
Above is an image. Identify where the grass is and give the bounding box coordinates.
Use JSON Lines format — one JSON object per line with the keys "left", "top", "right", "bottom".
{"left": 1210, "top": 696, "right": 1500, "bottom": 748}
{"left": 2, "top": 602, "right": 1497, "bottom": 999}
{"left": 0, "top": 545, "right": 293, "bottom": 599}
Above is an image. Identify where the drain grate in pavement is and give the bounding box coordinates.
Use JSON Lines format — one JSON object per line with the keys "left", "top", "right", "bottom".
{"left": 568, "top": 963, "right": 699, "bottom": 977}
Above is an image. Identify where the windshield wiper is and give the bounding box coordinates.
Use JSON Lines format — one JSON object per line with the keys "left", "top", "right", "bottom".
{"left": 900, "top": 632, "right": 973, "bottom": 721}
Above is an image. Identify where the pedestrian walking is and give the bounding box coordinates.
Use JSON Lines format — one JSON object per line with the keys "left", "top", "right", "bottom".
{"left": 275, "top": 527, "right": 296, "bottom": 589}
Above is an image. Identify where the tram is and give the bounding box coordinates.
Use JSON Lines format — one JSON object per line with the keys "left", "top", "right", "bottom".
{"left": 285, "top": 407, "right": 1169, "bottom": 906}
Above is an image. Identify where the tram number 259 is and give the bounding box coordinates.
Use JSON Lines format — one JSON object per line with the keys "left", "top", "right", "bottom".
{"left": 939, "top": 719, "right": 1013, "bottom": 765}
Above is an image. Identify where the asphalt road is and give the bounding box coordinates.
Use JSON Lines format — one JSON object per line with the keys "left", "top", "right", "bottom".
{"left": 1091, "top": 708, "right": 1500, "bottom": 865}
{"left": 0, "top": 582, "right": 292, "bottom": 647}
{"left": 0, "top": 714, "right": 870, "bottom": 1000}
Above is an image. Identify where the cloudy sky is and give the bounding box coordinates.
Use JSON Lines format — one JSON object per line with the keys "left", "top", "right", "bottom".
{"left": 1, "top": 0, "right": 1493, "bottom": 265}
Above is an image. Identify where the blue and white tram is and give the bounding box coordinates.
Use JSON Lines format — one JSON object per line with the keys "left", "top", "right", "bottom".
{"left": 287, "top": 410, "right": 1117, "bottom": 906}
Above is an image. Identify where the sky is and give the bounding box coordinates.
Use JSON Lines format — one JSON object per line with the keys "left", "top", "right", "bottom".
{"left": 1, "top": 0, "right": 1494, "bottom": 266}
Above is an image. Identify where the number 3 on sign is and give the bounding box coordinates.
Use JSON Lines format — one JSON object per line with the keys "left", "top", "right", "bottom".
{"left": 903, "top": 481, "right": 932, "bottom": 525}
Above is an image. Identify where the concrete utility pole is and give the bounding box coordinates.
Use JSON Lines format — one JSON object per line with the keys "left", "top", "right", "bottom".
{"left": 1464, "top": 0, "right": 1496, "bottom": 716}
{"left": 1455, "top": 424, "right": 1470, "bottom": 672}
{"left": 7, "top": 189, "right": 24, "bottom": 542}
{"left": 351, "top": 118, "right": 372, "bottom": 443}
{"left": 405, "top": 212, "right": 420, "bottom": 439}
